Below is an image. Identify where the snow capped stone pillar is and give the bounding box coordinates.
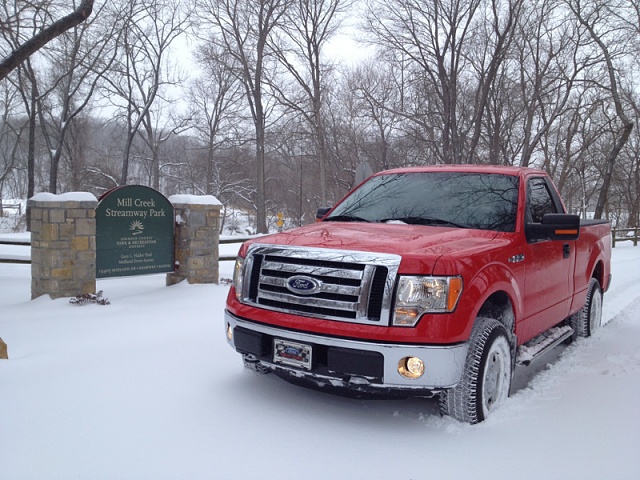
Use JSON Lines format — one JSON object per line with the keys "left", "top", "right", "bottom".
{"left": 28, "top": 192, "right": 98, "bottom": 300}
{"left": 166, "top": 195, "right": 222, "bottom": 286}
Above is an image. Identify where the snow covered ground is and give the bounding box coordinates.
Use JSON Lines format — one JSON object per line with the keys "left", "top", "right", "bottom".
{"left": 1, "top": 239, "right": 639, "bottom": 480}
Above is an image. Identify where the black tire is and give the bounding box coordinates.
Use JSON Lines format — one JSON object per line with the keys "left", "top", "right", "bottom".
{"left": 572, "top": 277, "right": 603, "bottom": 338}
{"left": 439, "top": 318, "right": 513, "bottom": 424}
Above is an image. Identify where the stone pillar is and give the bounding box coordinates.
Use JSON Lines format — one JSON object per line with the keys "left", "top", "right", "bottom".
{"left": 28, "top": 193, "right": 98, "bottom": 299}
{"left": 166, "top": 195, "right": 222, "bottom": 286}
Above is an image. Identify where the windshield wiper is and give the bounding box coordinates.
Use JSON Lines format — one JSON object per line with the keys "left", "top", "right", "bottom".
{"left": 324, "top": 214, "right": 371, "bottom": 223}
{"left": 380, "top": 216, "right": 468, "bottom": 228}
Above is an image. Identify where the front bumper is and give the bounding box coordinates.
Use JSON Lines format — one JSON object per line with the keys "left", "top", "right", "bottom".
{"left": 225, "top": 310, "right": 468, "bottom": 392}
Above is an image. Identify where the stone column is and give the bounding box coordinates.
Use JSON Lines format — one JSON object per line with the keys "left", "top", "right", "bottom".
{"left": 166, "top": 195, "right": 222, "bottom": 286}
{"left": 28, "top": 193, "right": 98, "bottom": 299}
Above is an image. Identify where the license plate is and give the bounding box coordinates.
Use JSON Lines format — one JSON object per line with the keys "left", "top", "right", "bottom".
{"left": 273, "top": 339, "right": 312, "bottom": 370}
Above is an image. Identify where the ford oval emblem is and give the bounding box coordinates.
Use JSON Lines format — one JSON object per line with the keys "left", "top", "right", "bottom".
{"left": 286, "top": 275, "right": 321, "bottom": 295}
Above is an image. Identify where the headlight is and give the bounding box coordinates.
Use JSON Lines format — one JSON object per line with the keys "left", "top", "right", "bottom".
{"left": 233, "top": 256, "right": 245, "bottom": 301}
{"left": 393, "top": 276, "right": 463, "bottom": 326}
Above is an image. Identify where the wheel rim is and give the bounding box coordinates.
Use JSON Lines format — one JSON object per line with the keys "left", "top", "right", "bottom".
{"left": 589, "top": 285, "right": 603, "bottom": 334}
{"left": 481, "top": 336, "right": 511, "bottom": 418}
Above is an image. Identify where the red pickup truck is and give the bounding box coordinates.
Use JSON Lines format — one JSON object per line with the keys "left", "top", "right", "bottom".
{"left": 225, "top": 165, "right": 611, "bottom": 423}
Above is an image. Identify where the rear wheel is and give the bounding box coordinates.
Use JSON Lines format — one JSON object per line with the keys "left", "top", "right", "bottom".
{"left": 572, "top": 278, "right": 602, "bottom": 338}
{"left": 440, "top": 318, "right": 513, "bottom": 424}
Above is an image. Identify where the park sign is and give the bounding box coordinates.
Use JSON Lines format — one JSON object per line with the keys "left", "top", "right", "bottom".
{"left": 96, "top": 185, "right": 174, "bottom": 278}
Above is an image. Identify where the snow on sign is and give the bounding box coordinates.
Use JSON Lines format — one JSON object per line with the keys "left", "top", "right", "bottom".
{"left": 96, "top": 185, "right": 174, "bottom": 278}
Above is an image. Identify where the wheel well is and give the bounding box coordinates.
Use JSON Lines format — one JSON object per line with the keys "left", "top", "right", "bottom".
{"left": 477, "top": 291, "right": 515, "bottom": 334}
{"left": 592, "top": 260, "right": 604, "bottom": 286}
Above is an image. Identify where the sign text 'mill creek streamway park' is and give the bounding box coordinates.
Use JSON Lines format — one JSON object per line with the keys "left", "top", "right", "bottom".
{"left": 96, "top": 185, "right": 174, "bottom": 278}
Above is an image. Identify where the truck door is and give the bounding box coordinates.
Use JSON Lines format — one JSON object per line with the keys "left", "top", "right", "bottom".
{"left": 520, "top": 177, "right": 574, "bottom": 340}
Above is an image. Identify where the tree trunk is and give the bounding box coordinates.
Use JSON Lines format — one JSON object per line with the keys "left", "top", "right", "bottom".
{"left": 594, "top": 123, "right": 634, "bottom": 219}
{"left": 26, "top": 78, "right": 37, "bottom": 231}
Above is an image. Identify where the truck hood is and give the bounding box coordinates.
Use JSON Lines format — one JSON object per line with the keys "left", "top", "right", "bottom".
{"left": 243, "top": 222, "right": 504, "bottom": 273}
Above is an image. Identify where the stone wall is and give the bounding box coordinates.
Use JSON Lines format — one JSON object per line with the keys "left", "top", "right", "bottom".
{"left": 166, "top": 196, "right": 222, "bottom": 286}
{"left": 28, "top": 193, "right": 98, "bottom": 299}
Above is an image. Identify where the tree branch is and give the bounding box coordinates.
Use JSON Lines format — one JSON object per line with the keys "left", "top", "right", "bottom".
{"left": 0, "top": 0, "right": 95, "bottom": 81}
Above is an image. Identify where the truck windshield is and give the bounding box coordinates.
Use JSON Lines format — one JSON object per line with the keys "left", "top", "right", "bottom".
{"left": 325, "top": 172, "right": 520, "bottom": 232}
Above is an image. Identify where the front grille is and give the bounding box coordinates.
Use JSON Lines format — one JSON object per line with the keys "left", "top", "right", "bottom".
{"left": 240, "top": 245, "right": 401, "bottom": 325}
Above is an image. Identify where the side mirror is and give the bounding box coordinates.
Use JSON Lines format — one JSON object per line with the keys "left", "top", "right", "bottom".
{"left": 526, "top": 213, "right": 580, "bottom": 242}
{"left": 316, "top": 207, "right": 332, "bottom": 221}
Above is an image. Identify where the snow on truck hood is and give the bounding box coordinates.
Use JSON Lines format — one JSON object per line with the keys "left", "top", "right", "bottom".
{"left": 242, "top": 221, "right": 503, "bottom": 271}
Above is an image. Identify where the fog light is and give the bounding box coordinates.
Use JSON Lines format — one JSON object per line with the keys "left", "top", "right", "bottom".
{"left": 398, "top": 356, "right": 425, "bottom": 379}
{"left": 226, "top": 323, "right": 233, "bottom": 342}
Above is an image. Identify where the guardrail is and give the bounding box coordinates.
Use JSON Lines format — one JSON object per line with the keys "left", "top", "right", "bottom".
{"left": 0, "top": 235, "right": 250, "bottom": 264}
{"left": 0, "top": 257, "right": 30, "bottom": 264}
{"left": 612, "top": 228, "right": 639, "bottom": 247}
{"left": 0, "top": 202, "right": 22, "bottom": 215}
{"left": 0, "top": 238, "right": 30, "bottom": 246}
{"left": 219, "top": 236, "right": 254, "bottom": 261}
{"left": 0, "top": 234, "right": 30, "bottom": 264}
{"left": 3, "top": 228, "right": 636, "bottom": 265}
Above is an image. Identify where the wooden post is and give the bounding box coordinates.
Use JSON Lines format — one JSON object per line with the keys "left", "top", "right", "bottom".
{"left": 0, "top": 337, "right": 7, "bottom": 359}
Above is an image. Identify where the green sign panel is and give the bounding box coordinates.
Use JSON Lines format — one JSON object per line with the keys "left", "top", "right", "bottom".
{"left": 96, "top": 185, "right": 174, "bottom": 278}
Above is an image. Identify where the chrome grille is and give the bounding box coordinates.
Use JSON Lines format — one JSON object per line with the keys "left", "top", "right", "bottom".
{"left": 239, "top": 245, "right": 401, "bottom": 325}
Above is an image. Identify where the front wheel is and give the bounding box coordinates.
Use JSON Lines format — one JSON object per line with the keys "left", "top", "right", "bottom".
{"left": 439, "top": 318, "right": 513, "bottom": 424}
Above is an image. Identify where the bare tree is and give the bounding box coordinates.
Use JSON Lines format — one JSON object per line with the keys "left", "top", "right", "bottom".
{"left": 363, "top": 0, "right": 479, "bottom": 164}
{"left": 103, "top": 0, "right": 190, "bottom": 186}
{"left": 621, "top": 103, "right": 640, "bottom": 227}
{"left": 348, "top": 61, "right": 403, "bottom": 172}
{"left": 503, "top": 0, "right": 585, "bottom": 167}
{"left": 35, "top": 0, "right": 120, "bottom": 193}
{"left": 567, "top": 0, "right": 635, "bottom": 219}
{"left": 465, "top": 0, "right": 524, "bottom": 162}
{"left": 363, "top": 0, "right": 524, "bottom": 164}
{"left": 138, "top": 103, "right": 191, "bottom": 190}
{"left": 0, "top": 83, "right": 27, "bottom": 204}
{"left": 196, "top": 0, "right": 290, "bottom": 234}
{"left": 270, "top": 0, "right": 350, "bottom": 205}
{"left": 323, "top": 77, "right": 374, "bottom": 195}
{"left": 187, "top": 44, "right": 245, "bottom": 196}
{"left": 2, "top": 3, "right": 52, "bottom": 213}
